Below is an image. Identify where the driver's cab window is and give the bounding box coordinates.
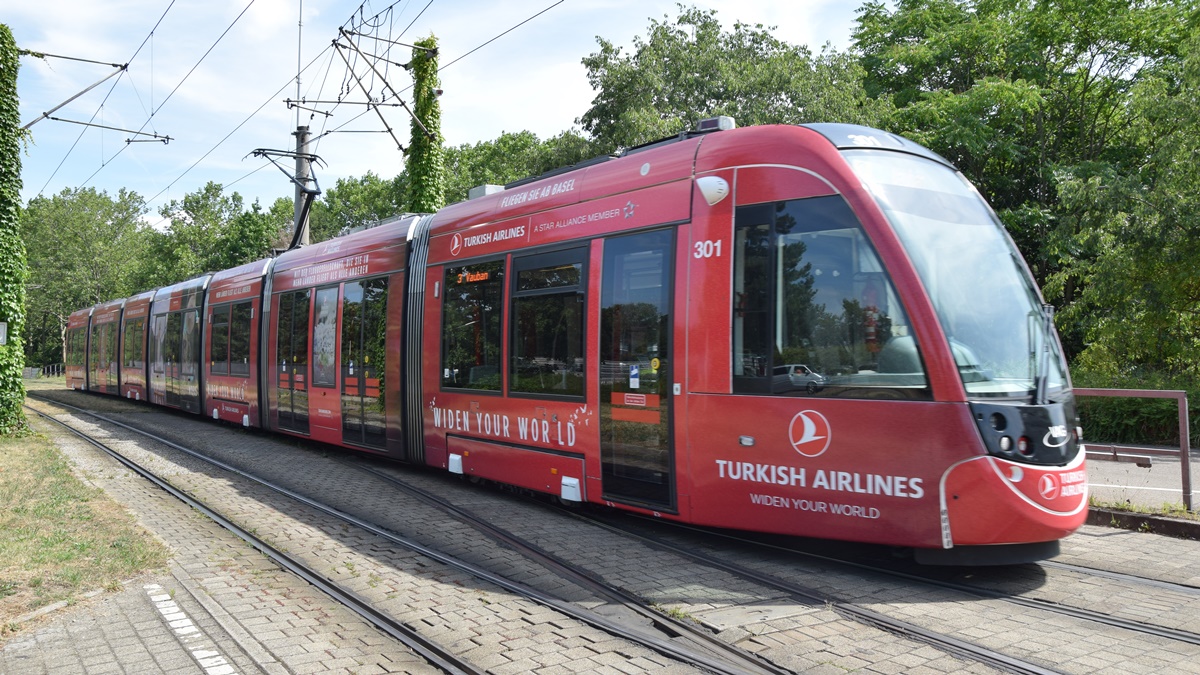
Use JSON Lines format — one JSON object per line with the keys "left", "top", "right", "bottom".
{"left": 732, "top": 195, "right": 930, "bottom": 399}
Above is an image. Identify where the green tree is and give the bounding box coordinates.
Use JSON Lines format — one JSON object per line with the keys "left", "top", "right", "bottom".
{"left": 133, "top": 182, "right": 281, "bottom": 289}
{"left": 309, "top": 172, "right": 406, "bottom": 242}
{"left": 0, "top": 24, "right": 27, "bottom": 433}
{"left": 405, "top": 35, "right": 445, "bottom": 213}
{"left": 1047, "top": 29, "right": 1200, "bottom": 378}
{"left": 225, "top": 196, "right": 291, "bottom": 263}
{"left": 21, "top": 188, "right": 148, "bottom": 366}
{"left": 579, "top": 6, "right": 891, "bottom": 149}
{"left": 441, "top": 130, "right": 599, "bottom": 204}
{"left": 853, "top": 0, "right": 1192, "bottom": 290}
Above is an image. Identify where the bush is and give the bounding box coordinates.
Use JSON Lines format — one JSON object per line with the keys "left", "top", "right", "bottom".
{"left": 1072, "top": 366, "right": 1198, "bottom": 448}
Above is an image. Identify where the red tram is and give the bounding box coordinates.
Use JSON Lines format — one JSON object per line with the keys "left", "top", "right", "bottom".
{"left": 64, "top": 121, "right": 1087, "bottom": 564}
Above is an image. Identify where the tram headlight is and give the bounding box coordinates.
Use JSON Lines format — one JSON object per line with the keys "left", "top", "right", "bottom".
{"left": 999, "top": 436, "right": 1013, "bottom": 452}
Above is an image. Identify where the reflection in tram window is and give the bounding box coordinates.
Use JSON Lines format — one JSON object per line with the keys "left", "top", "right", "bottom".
{"left": 229, "top": 302, "right": 253, "bottom": 376}
{"left": 312, "top": 287, "right": 339, "bottom": 388}
{"left": 211, "top": 304, "right": 230, "bottom": 375}
{"left": 510, "top": 249, "right": 586, "bottom": 398}
{"left": 342, "top": 278, "right": 389, "bottom": 448}
{"left": 66, "top": 328, "right": 84, "bottom": 367}
{"left": 732, "top": 195, "right": 930, "bottom": 399}
{"left": 211, "top": 302, "right": 252, "bottom": 377}
{"left": 123, "top": 319, "right": 144, "bottom": 368}
{"left": 442, "top": 260, "right": 504, "bottom": 391}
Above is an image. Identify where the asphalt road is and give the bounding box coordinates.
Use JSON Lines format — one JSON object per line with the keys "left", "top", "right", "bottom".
{"left": 1087, "top": 445, "right": 1199, "bottom": 511}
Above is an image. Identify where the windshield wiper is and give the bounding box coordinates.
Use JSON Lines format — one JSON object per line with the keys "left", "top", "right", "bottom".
{"left": 1033, "top": 303, "right": 1054, "bottom": 405}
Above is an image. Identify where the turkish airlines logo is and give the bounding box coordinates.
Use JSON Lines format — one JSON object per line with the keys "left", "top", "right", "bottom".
{"left": 1039, "top": 474, "right": 1061, "bottom": 500}
{"left": 450, "top": 233, "right": 463, "bottom": 257}
{"left": 788, "top": 410, "right": 832, "bottom": 457}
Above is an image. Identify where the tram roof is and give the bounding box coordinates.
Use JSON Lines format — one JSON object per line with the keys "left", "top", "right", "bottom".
{"left": 271, "top": 213, "right": 422, "bottom": 275}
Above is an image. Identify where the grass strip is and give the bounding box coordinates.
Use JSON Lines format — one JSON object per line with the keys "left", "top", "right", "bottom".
{"left": 0, "top": 401, "right": 169, "bottom": 635}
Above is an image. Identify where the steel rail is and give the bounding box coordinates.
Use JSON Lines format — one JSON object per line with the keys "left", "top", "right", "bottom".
{"left": 562, "top": 511, "right": 1063, "bottom": 675}
{"left": 613, "top": 511, "right": 1200, "bottom": 649}
{"left": 354, "top": 462, "right": 793, "bottom": 675}
{"left": 1039, "top": 560, "right": 1200, "bottom": 596}
{"left": 25, "top": 401, "right": 482, "bottom": 675}
{"left": 27, "top": 395, "right": 769, "bottom": 675}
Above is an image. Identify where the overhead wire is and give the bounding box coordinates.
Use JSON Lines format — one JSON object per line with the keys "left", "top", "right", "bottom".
{"left": 35, "top": 0, "right": 179, "bottom": 196}
{"left": 314, "top": 0, "right": 565, "bottom": 144}
{"left": 438, "top": 0, "right": 564, "bottom": 73}
{"left": 42, "top": 0, "right": 567, "bottom": 216}
{"left": 75, "top": 0, "right": 263, "bottom": 196}
{"left": 144, "top": 43, "right": 338, "bottom": 211}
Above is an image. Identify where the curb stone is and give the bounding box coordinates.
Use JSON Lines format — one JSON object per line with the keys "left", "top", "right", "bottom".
{"left": 1088, "top": 506, "right": 1200, "bottom": 540}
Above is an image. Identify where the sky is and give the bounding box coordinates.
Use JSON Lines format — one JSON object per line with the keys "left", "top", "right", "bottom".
{"left": 9, "top": 0, "right": 865, "bottom": 220}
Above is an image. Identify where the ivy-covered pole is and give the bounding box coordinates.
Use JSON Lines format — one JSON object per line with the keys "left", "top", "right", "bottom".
{"left": 0, "top": 24, "right": 28, "bottom": 435}
{"left": 405, "top": 35, "right": 445, "bottom": 213}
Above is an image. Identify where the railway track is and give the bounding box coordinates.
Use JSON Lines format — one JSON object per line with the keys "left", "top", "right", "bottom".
{"left": 1039, "top": 560, "right": 1200, "bottom": 596}
{"left": 32, "top": 389, "right": 1200, "bottom": 674}
{"left": 355, "top": 461, "right": 1080, "bottom": 675}
{"left": 26, "top": 400, "right": 483, "bottom": 675}
{"left": 25, "top": 394, "right": 785, "bottom": 674}
{"left": 585, "top": 510, "right": 1200, "bottom": 655}
{"left": 353, "top": 461, "right": 793, "bottom": 675}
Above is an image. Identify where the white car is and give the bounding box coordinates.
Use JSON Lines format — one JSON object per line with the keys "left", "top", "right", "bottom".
{"left": 772, "top": 364, "right": 826, "bottom": 393}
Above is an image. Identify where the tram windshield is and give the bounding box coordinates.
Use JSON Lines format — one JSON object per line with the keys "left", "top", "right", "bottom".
{"left": 843, "top": 150, "right": 1068, "bottom": 399}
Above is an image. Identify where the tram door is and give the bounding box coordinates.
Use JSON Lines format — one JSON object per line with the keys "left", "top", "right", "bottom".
{"left": 163, "top": 313, "right": 182, "bottom": 408}
{"left": 276, "top": 289, "right": 311, "bottom": 433}
{"left": 340, "top": 278, "right": 389, "bottom": 448}
{"left": 599, "top": 229, "right": 675, "bottom": 509}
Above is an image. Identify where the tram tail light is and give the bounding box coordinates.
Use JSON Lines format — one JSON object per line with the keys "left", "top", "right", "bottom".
{"left": 1017, "top": 436, "right": 1032, "bottom": 456}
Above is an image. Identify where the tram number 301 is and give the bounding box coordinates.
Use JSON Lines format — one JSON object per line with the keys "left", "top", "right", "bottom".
{"left": 694, "top": 240, "right": 723, "bottom": 259}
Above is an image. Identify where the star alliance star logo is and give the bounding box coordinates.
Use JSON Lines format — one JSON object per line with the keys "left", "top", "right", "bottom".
{"left": 623, "top": 201, "right": 637, "bottom": 219}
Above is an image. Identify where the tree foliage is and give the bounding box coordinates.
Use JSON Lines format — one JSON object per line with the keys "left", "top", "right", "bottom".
{"left": 22, "top": 188, "right": 148, "bottom": 365}
{"left": 442, "top": 130, "right": 599, "bottom": 204}
{"left": 0, "top": 23, "right": 27, "bottom": 434}
{"left": 853, "top": 0, "right": 1193, "bottom": 288}
{"left": 852, "top": 0, "right": 1198, "bottom": 372}
{"left": 133, "top": 182, "right": 287, "bottom": 289}
{"left": 309, "top": 172, "right": 406, "bottom": 243}
{"left": 1046, "top": 29, "right": 1200, "bottom": 378}
{"left": 579, "top": 6, "right": 891, "bottom": 149}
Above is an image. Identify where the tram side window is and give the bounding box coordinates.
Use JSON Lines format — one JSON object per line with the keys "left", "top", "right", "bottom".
{"left": 229, "top": 302, "right": 252, "bottom": 376}
{"left": 278, "top": 290, "right": 311, "bottom": 382}
{"left": 150, "top": 314, "right": 168, "bottom": 373}
{"left": 123, "top": 319, "right": 145, "bottom": 368}
{"left": 510, "top": 249, "right": 586, "bottom": 398}
{"left": 211, "top": 304, "right": 231, "bottom": 375}
{"left": 209, "top": 302, "right": 252, "bottom": 377}
{"left": 442, "top": 260, "right": 504, "bottom": 391}
{"left": 732, "top": 195, "right": 930, "bottom": 399}
{"left": 66, "top": 328, "right": 85, "bottom": 366}
{"left": 105, "top": 323, "right": 118, "bottom": 369}
{"left": 90, "top": 325, "right": 103, "bottom": 369}
{"left": 165, "top": 313, "right": 183, "bottom": 366}
{"left": 313, "top": 287, "right": 340, "bottom": 388}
